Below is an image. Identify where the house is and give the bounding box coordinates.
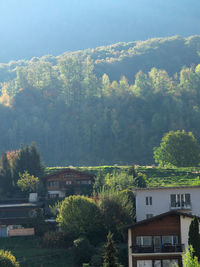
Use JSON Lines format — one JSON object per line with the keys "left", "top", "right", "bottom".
{"left": 0, "top": 200, "right": 43, "bottom": 237}
{"left": 133, "top": 186, "right": 200, "bottom": 222}
{"left": 125, "top": 210, "right": 200, "bottom": 267}
{"left": 43, "top": 168, "right": 95, "bottom": 198}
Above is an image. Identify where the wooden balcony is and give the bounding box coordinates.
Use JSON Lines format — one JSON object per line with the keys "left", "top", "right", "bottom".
{"left": 132, "top": 244, "right": 184, "bottom": 254}
{"left": 170, "top": 202, "right": 192, "bottom": 210}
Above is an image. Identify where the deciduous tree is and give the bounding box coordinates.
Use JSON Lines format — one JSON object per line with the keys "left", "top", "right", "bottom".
{"left": 153, "top": 130, "right": 200, "bottom": 167}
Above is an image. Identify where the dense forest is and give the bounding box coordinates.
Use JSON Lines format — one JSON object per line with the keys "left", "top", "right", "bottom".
{"left": 0, "top": 35, "right": 200, "bottom": 166}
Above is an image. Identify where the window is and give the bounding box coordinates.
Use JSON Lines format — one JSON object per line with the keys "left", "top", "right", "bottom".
{"left": 154, "top": 260, "right": 161, "bottom": 267}
{"left": 170, "top": 193, "right": 191, "bottom": 208}
{"left": 146, "top": 214, "right": 153, "bottom": 219}
{"left": 66, "top": 180, "right": 72, "bottom": 185}
{"left": 146, "top": 196, "right": 152, "bottom": 205}
{"left": 49, "top": 181, "right": 59, "bottom": 187}
{"left": 137, "top": 260, "right": 152, "bottom": 267}
{"left": 162, "top": 235, "right": 178, "bottom": 245}
{"left": 81, "top": 180, "right": 91, "bottom": 184}
{"left": 136, "top": 236, "right": 152, "bottom": 246}
{"left": 163, "top": 259, "right": 178, "bottom": 267}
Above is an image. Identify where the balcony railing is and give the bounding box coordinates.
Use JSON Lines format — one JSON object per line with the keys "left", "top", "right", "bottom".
{"left": 132, "top": 244, "right": 184, "bottom": 254}
{"left": 170, "top": 202, "right": 192, "bottom": 210}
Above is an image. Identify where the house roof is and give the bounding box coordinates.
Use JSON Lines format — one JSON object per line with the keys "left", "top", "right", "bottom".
{"left": 123, "top": 210, "right": 200, "bottom": 230}
{"left": 0, "top": 218, "right": 31, "bottom": 225}
{"left": 0, "top": 202, "right": 43, "bottom": 209}
{"left": 43, "top": 168, "right": 95, "bottom": 180}
{"left": 133, "top": 185, "right": 200, "bottom": 192}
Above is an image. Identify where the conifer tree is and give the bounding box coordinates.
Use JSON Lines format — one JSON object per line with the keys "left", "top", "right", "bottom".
{"left": 0, "top": 152, "right": 13, "bottom": 196}
{"left": 12, "top": 143, "right": 44, "bottom": 186}
{"left": 188, "top": 216, "right": 200, "bottom": 259}
{"left": 102, "top": 232, "right": 122, "bottom": 267}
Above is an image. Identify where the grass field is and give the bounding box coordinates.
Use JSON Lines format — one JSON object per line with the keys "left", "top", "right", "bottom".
{"left": 45, "top": 165, "right": 200, "bottom": 187}
{"left": 80, "top": 165, "right": 200, "bottom": 187}
{"left": 0, "top": 237, "right": 73, "bottom": 267}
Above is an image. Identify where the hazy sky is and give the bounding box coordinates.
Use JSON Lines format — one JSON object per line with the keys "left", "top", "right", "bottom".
{"left": 0, "top": 0, "right": 200, "bottom": 62}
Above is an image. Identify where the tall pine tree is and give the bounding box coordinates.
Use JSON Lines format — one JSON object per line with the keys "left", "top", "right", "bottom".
{"left": 0, "top": 152, "right": 13, "bottom": 196}
{"left": 102, "top": 232, "right": 122, "bottom": 267}
{"left": 12, "top": 143, "right": 44, "bottom": 186}
{"left": 188, "top": 216, "right": 200, "bottom": 259}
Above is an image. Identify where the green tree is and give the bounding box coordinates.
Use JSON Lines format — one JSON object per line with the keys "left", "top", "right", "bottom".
{"left": 0, "top": 250, "right": 19, "bottom": 267}
{"left": 13, "top": 144, "right": 44, "bottom": 186}
{"left": 0, "top": 152, "right": 13, "bottom": 196}
{"left": 56, "top": 195, "right": 105, "bottom": 243}
{"left": 99, "top": 190, "right": 135, "bottom": 240}
{"left": 102, "top": 232, "right": 122, "bottom": 267}
{"left": 17, "top": 171, "right": 39, "bottom": 193}
{"left": 182, "top": 246, "right": 200, "bottom": 267}
{"left": 153, "top": 130, "right": 200, "bottom": 167}
{"left": 188, "top": 217, "right": 200, "bottom": 259}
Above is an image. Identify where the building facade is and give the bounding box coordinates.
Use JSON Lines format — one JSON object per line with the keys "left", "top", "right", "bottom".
{"left": 43, "top": 168, "right": 94, "bottom": 198}
{"left": 126, "top": 211, "right": 199, "bottom": 267}
{"left": 134, "top": 186, "right": 200, "bottom": 222}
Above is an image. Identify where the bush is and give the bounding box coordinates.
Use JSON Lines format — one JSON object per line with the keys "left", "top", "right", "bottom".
{"left": 89, "top": 253, "right": 103, "bottom": 267}
{"left": 0, "top": 250, "right": 19, "bottom": 267}
{"left": 57, "top": 195, "right": 105, "bottom": 244}
{"left": 42, "top": 231, "right": 72, "bottom": 248}
{"left": 73, "top": 237, "right": 95, "bottom": 267}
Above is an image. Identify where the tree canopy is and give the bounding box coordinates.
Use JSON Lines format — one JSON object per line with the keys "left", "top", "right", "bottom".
{"left": 0, "top": 250, "right": 19, "bottom": 267}
{"left": 56, "top": 195, "right": 105, "bottom": 243}
{"left": 1, "top": 36, "right": 200, "bottom": 165}
{"left": 153, "top": 130, "right": 200, "bottom": 167}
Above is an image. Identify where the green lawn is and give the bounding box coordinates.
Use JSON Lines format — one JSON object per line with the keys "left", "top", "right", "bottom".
{"left": 0, "top": 237, "right": 73, "bottom": 267}
{"left": 45, "top": 165, "right": 200, "bottom": 187}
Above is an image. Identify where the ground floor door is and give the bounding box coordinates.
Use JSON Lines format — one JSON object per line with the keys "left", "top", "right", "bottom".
{"left": 153, "top": 236, "right": 161, "bottom": 252}
{"left": 137, "top": 260, "right": 152, "bottom": 267}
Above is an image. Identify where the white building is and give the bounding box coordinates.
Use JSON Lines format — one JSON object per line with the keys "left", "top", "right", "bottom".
{"left": 134, "top": 185, "right": 200, "bottom": 222}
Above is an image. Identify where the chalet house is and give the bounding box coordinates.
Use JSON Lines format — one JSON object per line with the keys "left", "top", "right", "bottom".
{"left": 133, "top": 186, "right": 200, "bottom": 222}
{"left": 0, "top": 200, "right": 43, "bottom": 237}
{"left": 125, "top": 211, "right": 200, "bottom": 267}
{"left": 43, "top": 168, "right": 95, "bottom": 198}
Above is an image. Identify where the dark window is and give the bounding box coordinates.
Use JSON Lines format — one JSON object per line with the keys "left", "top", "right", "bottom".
{"left": 146, "top": 196, "right": 152, "bottom": 206}
{"left": 49, "top": 181, "right": 59, "bottom": 187}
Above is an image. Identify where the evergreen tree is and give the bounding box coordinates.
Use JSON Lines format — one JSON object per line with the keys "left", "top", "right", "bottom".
{"left": 12, "top": 144, "right": 44, "bottom": 186}
{"left": 102, "top": 232, "right": 122, "bottom": 267}
{"left": 188, "top": 216, "right": 200, "bottom": 259}
{"left": 0, "top": 152, "right": 13, "bottom": 196}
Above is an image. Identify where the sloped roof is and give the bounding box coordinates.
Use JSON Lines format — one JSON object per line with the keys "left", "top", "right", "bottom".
{"left": 133, "top": 185, "right": 200, "bottom": 192}
{"left": 123, "top": 210, "right": 200, "bottom": 230}
{"left": 43, "top": 168, "right": 95, "bottom": 179}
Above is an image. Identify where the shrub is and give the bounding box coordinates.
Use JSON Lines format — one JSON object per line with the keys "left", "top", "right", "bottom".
{"left": 73, "top": 237, "right": 95, "bottom": 266}
{"left": 57, "top": 195, "right": 105, "bottom": 244}
{"left": 0, "top": 250, "right": 19, "bottom": 267}
{"left": 42, "top": 231, "right": 72, "bottom": 248}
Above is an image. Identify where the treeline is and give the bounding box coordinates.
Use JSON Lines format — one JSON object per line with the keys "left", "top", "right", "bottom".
{"left": 1, "top": 35, "right": 200, "bottom": 84}
{"left": 0, "top": 36, "right": 200, "bottom": 165}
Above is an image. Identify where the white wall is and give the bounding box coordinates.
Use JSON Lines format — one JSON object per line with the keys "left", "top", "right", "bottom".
{"left": 135, "top": 187, "right": 200, "bottom": 221}
{"left": 180, "top": 216, "right": 192, "bottom": 251}
{"left": 180, "top": 216, "right": 200, "bottom": 251}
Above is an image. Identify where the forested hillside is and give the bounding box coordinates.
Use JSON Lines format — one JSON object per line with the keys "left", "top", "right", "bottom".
{"left": 0, "top": 36, "right": 200, "bottom": 166}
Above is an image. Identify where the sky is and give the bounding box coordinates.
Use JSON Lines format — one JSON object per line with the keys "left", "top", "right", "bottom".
{"left": 0, "top": 0, "right": 200, "bottom": 62}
